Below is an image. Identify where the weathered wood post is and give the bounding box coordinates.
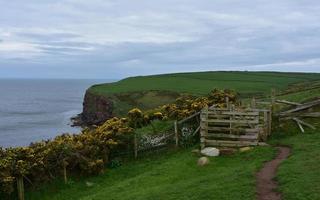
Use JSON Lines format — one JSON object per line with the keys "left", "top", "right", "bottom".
{"left": 134, "top": 133, "right": 138, "bottom": 158}
{"left": 251, "top": 97, "right": 256, "bottom": 109}
{"left": 268, "top": 110, "right": 272, "bottom": 135}
{"left": 271, "top": 88, "right": 276, "bottom": 112}
{"left": 17, "top": 175, "right": 24, "bottom": 200}
{"left": 200, "top": 106, "right": 208, "bottom": 150}
{"left": 63, "top": 162, "right": 67, "bottom": 184}
{"left": 263, "top": 111, "right": 268, "bottom": 141}
{"left": 226, "top": 96, "right": 230, "bottom": 109}
{"left": 230, "top": 104, "right": 235, "bottom": 134}
{"left": 174, "top": 120, "right": 179, "bottom": 147}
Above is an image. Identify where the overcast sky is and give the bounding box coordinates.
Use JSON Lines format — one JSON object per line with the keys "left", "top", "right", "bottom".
{"left": 0, "top": 0, "right": 319, "bottom": 79}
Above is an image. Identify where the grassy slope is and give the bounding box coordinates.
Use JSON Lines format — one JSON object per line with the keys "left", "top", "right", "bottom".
{"left": 24, "top": 72, "right": 320, "bottom": 199}
{"left": 270, "top": 132, "right": 320, "bottom": 200}
{"left": 89, "top": 71, "right": 320, "bottom": 97}
{"left": 26, "top": 147, "right": 275, "bottom": 200}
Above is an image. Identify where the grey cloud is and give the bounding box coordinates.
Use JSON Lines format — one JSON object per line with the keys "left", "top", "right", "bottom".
{"left": 17, "top": 32, "right": 82, "bottom": 42}
{"left": 0, "top": 0, "right": 320, "bottom": 78}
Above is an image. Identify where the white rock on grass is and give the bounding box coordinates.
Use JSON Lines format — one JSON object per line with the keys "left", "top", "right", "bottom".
{"left": 197, "top": 157, "right": 210, "bottom": 166}
{"left": 201, "top": 147, "right": 220, "bottom": 157}
{"left": 86, "top": 181, "right": 94, "bottom": 187}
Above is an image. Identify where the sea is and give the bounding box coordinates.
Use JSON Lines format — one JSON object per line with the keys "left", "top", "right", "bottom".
{"left": 0, "top": 79, "right": 112, "bottom": 147}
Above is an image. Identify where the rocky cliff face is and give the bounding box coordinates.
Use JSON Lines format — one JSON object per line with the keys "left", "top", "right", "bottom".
{"left": 80, "top": 91, "right": 114, "bottom": 125}
{"left": 78, "top": 89, "right": 181, "bottom": 126}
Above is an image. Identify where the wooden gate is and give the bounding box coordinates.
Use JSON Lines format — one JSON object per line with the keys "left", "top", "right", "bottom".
{"left": 200, "top": 106, "right": 271, "bottom": 149}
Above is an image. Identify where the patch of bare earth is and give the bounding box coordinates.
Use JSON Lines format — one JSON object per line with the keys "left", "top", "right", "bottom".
{"left": 256, "top": 147, "right": 291, "bottom": 200}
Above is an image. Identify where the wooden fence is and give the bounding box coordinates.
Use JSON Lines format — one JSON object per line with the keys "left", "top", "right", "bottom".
{"left": 200, "top": 106, "right": 271, "bottom": 149}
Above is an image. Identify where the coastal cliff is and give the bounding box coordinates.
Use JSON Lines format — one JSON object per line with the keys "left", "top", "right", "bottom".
{"left": 80, "top": 91, "right": 114, "bottom": 125}
{"left": 79, "top": 88, "right": 180, "bottom": 125}
{"left": 78, "top": 72, "right": 320, "bottom": 126}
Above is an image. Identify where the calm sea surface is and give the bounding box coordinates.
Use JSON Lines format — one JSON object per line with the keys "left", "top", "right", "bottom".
{"left": 0, "top": 79, "right": 112, "bottom": 147}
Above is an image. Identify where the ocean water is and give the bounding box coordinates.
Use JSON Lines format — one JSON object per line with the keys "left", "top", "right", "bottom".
{"left": 0, "top": 79, "right": 111, "bottom": 147}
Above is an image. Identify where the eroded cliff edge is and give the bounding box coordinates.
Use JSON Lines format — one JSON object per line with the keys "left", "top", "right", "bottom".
{"left": 77, "top": 89, "right": 180, "bottom": 126}
{"left": 77, "top": 91, "right": 114, "bottom": 126}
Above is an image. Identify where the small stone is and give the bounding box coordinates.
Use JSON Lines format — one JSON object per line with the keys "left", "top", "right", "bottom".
{"left": 239, "top": 147, "right": 252, "bottom": 152}
{"left": 201, "top": 147, "right": 220, "bottom": 157}
{"left": 86, "top": 181, "right": 94, "bottom": 187}
{"left": 197, "top": 157, "right": 210, "bottom": 166}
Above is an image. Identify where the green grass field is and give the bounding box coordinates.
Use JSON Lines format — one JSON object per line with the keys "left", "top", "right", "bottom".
{"left": 89, "top": 71, "right": 320, "bottom": 97}
{"left": 22, "top": 71, "right": 320, "bottom": 199}
{"left": 25, "top": 147, "right": 275, "bottom": 200}
{"left": 87, "top": 71, "right": 320, "bottom": 116}
{"left": 24, "top": 132, "right": 320, "bottom": 200}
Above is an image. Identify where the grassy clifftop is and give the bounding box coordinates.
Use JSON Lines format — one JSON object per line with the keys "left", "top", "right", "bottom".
{"left": 82, "top": 71, "right": 320, "bottom": 121}
{"left": 89, "top": 71, "right": 320, "bottom": 97}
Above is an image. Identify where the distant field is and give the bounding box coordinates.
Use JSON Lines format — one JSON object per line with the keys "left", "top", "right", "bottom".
{"left": 89, "top": 71, "right": 320, "bottom": 97}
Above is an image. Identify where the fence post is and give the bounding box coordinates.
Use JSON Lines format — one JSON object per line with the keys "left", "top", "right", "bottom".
{"left": 225, "top": 96, "right": 230, "bottom": 109}
{"left": 63, "top": 161, "right": 68, "bottom": 184}
{"left": 268, "top": 110, "right": 272, "bottom": 135}
{"left": 200, "top": 106, "right": 208, "bottom": 150}
{"left": 271, "top": 88, "right": 276, "bottom": 112}
{"left": 174, "top": 121, "right": 179, "bottom": 147}
{"left": 251, "top": 97, "right": 256, "bottom": 109}
{"left": 263, "top": 111, "right": 268, "bottom": 141}
{"left": 17, "top": 175, "right": 24, "bottom": 200}
{"left": 134, "top": 133, "right": 138, "bottom": 158}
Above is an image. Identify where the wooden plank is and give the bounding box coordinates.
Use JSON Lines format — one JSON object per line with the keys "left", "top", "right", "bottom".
{"left": 206, "top": 126, "right": 260, "bottom": 133}
{"left": 177, "top": 112, "right": 200, "bottom": 124}
{"left": 295, "top": 120, "right": 305, "bottom": 133}
{"left": 256, "top": 101, "right": 272, "bottom": 105}
{"left": 204, "top": 133, "right": 258, "bottom": 140}
{"left": 192, "top": 126, "right": 201, "bottom": 136}
{"left": 204, "top": 119, "right": 259, "bottom": 124}
{"left": 300, "top": 112, "right": 320, "bottom": 118}
{"left": 276, "top": 99, "right": 302, "bottom": 106}
{"left": 292, "top": 117, "right": 316, "bottom": 130}
{"left": 205, "top": 139, "right": 258, "bottom": 147}
{"left": 206, "top": 111, "right": 259, "bottom": 116}
{"left": 280, "top": 99, "right": 320, "bottom": 115}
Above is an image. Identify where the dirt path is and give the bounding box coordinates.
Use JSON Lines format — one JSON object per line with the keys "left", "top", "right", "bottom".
{"left": 256, "top": 146, "right": 291, "bottom": 200}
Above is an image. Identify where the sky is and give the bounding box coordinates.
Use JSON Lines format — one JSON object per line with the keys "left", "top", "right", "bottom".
{"left": 0, "top": 0, "right": 320, "bottom": 79}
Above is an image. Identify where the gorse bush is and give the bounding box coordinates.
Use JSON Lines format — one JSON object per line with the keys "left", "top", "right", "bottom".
{"left": 0, "top": 89, "right": 237, "bottom": 196}
{"left": 0, "top": 117, "right": 133, "bottom": 196}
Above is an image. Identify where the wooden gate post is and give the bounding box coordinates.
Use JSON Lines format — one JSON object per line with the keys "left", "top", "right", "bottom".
{"left": 225, "top": 96, "right": 230, "bottom": 109}
{"left": 134, "top": 133, "right": 138, "bottom": 158}
{"left": 251, "top": 97, "right": 256, "bottom": 109}
{"left": 174, "top": 121, "right": 179, "bottom": 147}
{"left": 17, "top": 175, "right": 24, "bottom": 200}
{"left": 263, "top": 111, "right": 268, "bottom": 141}
{"left": 271, "top": 88, "right": 276, "bottom": 112}
{"left": 268, "top": 110, "right": 272, "bottom": 135}
{"left": 200, "top": 106, "right": 208, "bottom": 149}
